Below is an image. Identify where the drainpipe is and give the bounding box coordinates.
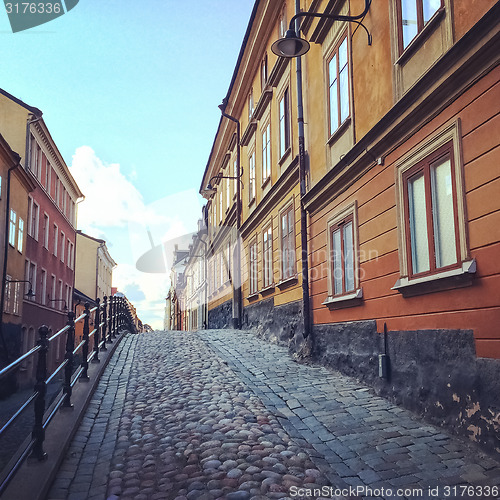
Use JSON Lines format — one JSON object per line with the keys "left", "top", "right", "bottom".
{"left": 0, "top": 157, "right": 22, "bottom": 362}
{"left": 296, "top": 0, "right": 311, "bottom": 339}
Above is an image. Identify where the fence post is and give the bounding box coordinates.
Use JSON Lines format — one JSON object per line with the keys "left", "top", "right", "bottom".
{"left": 80, "top": 302, "right": 90, "bottom": 381}
{"left": 62, "top": 311, "right": 75, "bottom": 408}
{"left": 92, "top": 298, "right": 101, "bottom": 363}
{"left": 101, "top": 296, "right": 108, "bottom": 351}
{"left": 112, "top": 296, "right": 117, "bottom": 338}
{"left": 107, "top": 295, "right": 113, "bottom": 343}
{"left": 29, "top": 325, "right": 49, "bottom": 461}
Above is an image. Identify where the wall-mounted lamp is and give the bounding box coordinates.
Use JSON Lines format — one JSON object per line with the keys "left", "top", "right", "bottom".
{"left": 271, "top": 0, "right": 372, "bottom": 58}
{"left": 5, "top": 279, "right": 35, "bottom": 298}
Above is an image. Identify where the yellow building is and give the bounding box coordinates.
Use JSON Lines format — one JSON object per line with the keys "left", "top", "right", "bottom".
{"left": 200, "top": 1, "right": 309, "bottom": 344}
{"left": 0, "top": 133, "right": 36, "bottom": 377}
{"left": 75, "top": 231, "right": 116, "bottom": 301}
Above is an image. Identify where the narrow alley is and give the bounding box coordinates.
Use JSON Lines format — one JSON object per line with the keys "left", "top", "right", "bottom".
{"left": 46, "top": 331, "right": 500, "bottom": 500}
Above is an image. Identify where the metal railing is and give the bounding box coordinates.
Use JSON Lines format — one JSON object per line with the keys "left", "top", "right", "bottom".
{"left": 0, "top": 295, "right": 137, "bottom": 496}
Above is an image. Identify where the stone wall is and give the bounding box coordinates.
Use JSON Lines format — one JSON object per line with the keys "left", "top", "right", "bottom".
{"left": 311, "top": 321, "right": 500, "bottom": 457}
{"left": 208, "top": 300, "right": 233, "bottom": 330}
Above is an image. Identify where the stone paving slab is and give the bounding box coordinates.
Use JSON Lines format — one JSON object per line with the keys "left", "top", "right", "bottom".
{"left": 46, "top": 330, "right": 500, "bottom": 500}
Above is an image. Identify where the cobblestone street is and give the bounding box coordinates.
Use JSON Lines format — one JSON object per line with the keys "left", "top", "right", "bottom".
{"left": 47, "top": 330, "right": 500, "bottom": 500}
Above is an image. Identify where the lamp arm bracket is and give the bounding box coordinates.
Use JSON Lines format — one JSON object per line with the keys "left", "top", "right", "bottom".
{"left": 289, "top": 0, "right": 372, "bottom": 45}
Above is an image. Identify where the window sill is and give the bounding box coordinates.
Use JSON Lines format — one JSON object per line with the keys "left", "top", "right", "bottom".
{"left": 277, "top": 274, "right": 298, "bottom": 289}
{"left": 322, "top": 288, "right": 363, "bottom": 308}
{"left": 392, "top": 259, "right": 476, "bottom": 297}
{"left": 395, "top": 7, "right": 445, "bottom": 66}
{"left": 278, "top": 147, "right": 291, "bottom": 166}
{"left": 261, "top": 177, "right": 271, "bottom": 189}
{"left": 327, "top": 117, "right": 351, "bottom": 146}
{"left": 247, "top": 292, "right": 260, "bottom": 301}
{"left": 260, "top": 284, "right": 275, "bottom": 295}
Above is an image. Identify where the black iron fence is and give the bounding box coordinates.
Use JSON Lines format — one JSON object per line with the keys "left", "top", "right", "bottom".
{"left": 0, "top": 295, "right": 136, "bottom": 495}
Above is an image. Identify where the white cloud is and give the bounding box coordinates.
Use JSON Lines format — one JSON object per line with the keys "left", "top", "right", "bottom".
{"left": 69, "top": 146, "right": 204, "bottom": 330}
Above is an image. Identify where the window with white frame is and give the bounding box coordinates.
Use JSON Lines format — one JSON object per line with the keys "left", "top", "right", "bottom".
{"left": 397, "top": 0, "right": 442, "bottom": 52}
{"left": 279, "top": 88, "right": 291, "bottom": 159}
{"left": 219, "top": 185, "right": 223, "bottom": 221}
{"left": 249, "top": 150, "right": 256, "bottom": 203}
{"left": 53, "top": 224, "right": 58, "bottom": 256}
{"left": 60, "top": 231, "right": 65, "bottom": 263}
{"left": 28, "top": 199, "right": 39, "bottom": 240}
{"left": 43, "top": 213, "right": 49, "bottom": 249}
{"left": 262, "top": 122, "right": 271, "bottom": 183}
{"left": 394, "top": 121, "right": 471, "bottom": 291}
{"left": 249, "top": 239, "right": 258, "bottom": 295}
{"left": 248, "top": 89, "right": 254, "bottom": 120}
{"left": 330, "top": 216, "right": 355, "bottom": 295}
{"left": 51, "top": 274, "right": 56, "bottom": 302}
{"left": 9, "top": 209, "right": 17, "bottom": 246}
{"left": 328, "top": 34, "right": 350, "bottom": 136}
{"left": 263, "top": 225, "right": 273, "bottom": 288}
{"left": 278, "top": 4, "right": 287, "bottom": 38}
{"left": 4, "top": 275, "right": 12, "bottom": 313}
{"left": 13, "top": 282, "right": 20, "bottom": 315}
{"left": 280, "top": 204, "right": 295, "bottom": 280}
{"left": 261, "top": 54, "right": 268, "bottom": 91}
{"left": 226, "top": 177, "right": 230, "bottom": 209}
{"left": 17, "top": 219, "right": 24, "bottom": 253}
{"left": 29, "top": 262, "right": 37, "bottom": 301}
{"left": 404, "top": 144, "right": 458, "bottom": 276}
{"left": 40, "top": 269, "right": 47, "bottom": 305}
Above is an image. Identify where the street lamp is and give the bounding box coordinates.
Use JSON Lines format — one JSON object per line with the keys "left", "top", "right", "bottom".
{"left": 3, "top": 279, "right": 35, "bottom": 298}
{"left": 271, "top": 0, "right": 372, "bottom": 58}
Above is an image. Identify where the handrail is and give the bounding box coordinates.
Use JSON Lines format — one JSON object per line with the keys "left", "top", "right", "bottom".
{"left": 0, "top": 295, "right": 135, "bottom": 495}
{"left": 0, "top": 345, "right": 40, "bottom": 379}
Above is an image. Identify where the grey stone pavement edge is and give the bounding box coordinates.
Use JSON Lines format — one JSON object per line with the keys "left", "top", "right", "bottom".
{"left": 45, "top": 330, "right": 500, "bottom": 500}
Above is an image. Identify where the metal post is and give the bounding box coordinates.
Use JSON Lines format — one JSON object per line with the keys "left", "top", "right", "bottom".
{"left": 80, "top": 302, "right": 90, "bottom": 380}
{"left": 62, "top": 312, "right": 75, "bottom": 408}
{"left": 101, "top": 296, "right": 108, "bottom": 351}
{"left": 108, "top": 296, "right": 113, "bottom": 342}
{"left": 29, "top": 325, "right": 49, "bottom": 461}
{"left": 92, "top": 298, "right": 101, "bottom": 363}
{"left": 112, "top": 296, "right": 117, "bottom": 338}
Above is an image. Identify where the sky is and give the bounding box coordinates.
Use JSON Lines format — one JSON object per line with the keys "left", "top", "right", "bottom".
{"left": 0, "top": 0, "right": 256, "bottom": 329}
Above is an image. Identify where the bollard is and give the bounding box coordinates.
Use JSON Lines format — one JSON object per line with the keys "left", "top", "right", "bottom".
{"left": 92, "top": 298, "right": 101, "bottom": 363}
{"left": 101, "top": 296, "right": 108, "bottom": 351}
{"left": 62, "top": 311, "right": 75, "bottom": 408}
{"left": 29, "top": 325, "right": 49, "bottom": 461}
{"left": 80, "top": 302, "right": 90, "bottom": 381}
{"left": 107, "top": 296, "right": 113, "bottom": 343}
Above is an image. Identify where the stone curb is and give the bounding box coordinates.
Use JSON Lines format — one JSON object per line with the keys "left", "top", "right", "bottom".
{"left": 1, "top": 331, "right": 128, "bottom": 500}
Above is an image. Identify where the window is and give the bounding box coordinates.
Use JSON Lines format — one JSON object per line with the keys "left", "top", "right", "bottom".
{"left": 328, "top": 34, "right": 350, "bottom": 136}
{"left": 68, "top": 242, "right": 74, "bottom": 269}
{"left": 31, "top": 138, "right": 41, "bottom": 180}
{"left": 9, "top": 210, "right": 17, "bottom": 246}
{"left": 29, "top": 262, "right": 37, "bottom": 301}
{"left": 279, "top": 88, "right": 290, "bottom": 159}
{"left": 53, "top": 224, "right": 58, "bottom": 256}
{"left": 261, "top": 54, "right": 268, "bottom": 91}
{"left": 330, "top": 217, "right": 355, "bottom": 295}
{"left": 13, "top": 282, "right": 20, "bottom": 315}
{"left": 43, "top": 213, "right": 49, "bottom": 249}
{"left": 219, "top": 185, "right": 223, "bottom": 221}
{"left": 280, "top": 204, "right": 295, "bottom": 280}
{"left": 262, "top": 123, "right": 271, "bottom": 182}
{"left": 58, "top": 279, "right": 63, "bottom": 309}
{"left": 28, "top": 198, "right": 39, "bottom": 240}
{"left": 60, "top": 231, "right": 65, "bottom": 263}
{"left": 279, "top": 4, "right": 287, "bottom": 37}
{"left": 263, "top": 225, "right": 273, "bottom": 288}
{"left": 249, "top": 150, "right": 256, "bottom": 203}
{"left": 397, "top": 0, "right": 442, "bottom": 51}
{"left": 403, "top": 144, "right": 458, "bottom": 277}
{"left": 249, "top": 240, "right": 258, "bottom": 295}
{"left": 214, "top": 198, "right": 217, "bottom": 229}
{"left": 248, "top": 89, "right": 254, "bottom": 120}
{"left": 4, "top": 275, "right": 12, "bottom": 313}
{"left": 51, "top": 275, "right": 56, "bottom": 302}
{"left": 40, "top": 269, "right": 47, "bottom": 305}
{"left": 226, "top": 177, "right": 230, "bottom": 209}
{"left": 17, "top": 219, "right": 24, "bottom": 253}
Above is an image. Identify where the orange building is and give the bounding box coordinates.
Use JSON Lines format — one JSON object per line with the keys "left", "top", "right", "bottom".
{"left": 196, "top": 0, "right": 500, "bottom": 453}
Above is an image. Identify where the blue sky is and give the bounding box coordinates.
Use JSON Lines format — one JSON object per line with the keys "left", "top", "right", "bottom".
{"left": 0, "top": 0, "right": 256, "bottom": 328}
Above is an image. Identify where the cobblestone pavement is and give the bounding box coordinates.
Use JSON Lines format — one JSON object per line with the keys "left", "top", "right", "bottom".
{"left": 47, "top": 330, "right": 500, "bottom": 500}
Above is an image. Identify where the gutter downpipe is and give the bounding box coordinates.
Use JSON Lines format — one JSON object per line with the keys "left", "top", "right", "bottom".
{"left": 296, "top": 0, "right": 311, "bottom": 339}
{"left": 219, "top": 109, "right": 242, "bottom": 330}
